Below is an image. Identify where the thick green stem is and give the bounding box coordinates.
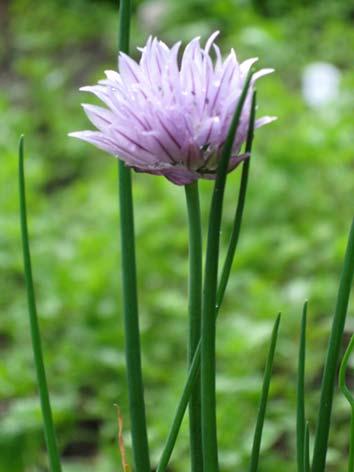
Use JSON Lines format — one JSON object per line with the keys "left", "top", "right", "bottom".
{"left": 312, "top": 219, "right": 354, "bottom": 472}
{"left": 185, "top": 182, "right": 203, "bottom": 472}
{"left": 19, "top": 136, "right": 62, "bottom": 472}
{"left": 117, "top": 2, "right": 151, "bottom": 471}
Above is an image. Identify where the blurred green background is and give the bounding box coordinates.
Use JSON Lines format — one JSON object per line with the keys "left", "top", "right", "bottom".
{"left": 1, "top": 0, "right": 353, "bottom": 470}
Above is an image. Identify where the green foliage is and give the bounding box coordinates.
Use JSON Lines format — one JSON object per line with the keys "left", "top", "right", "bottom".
{"left": 1, "top": 0, "right": 353, "bottom": 470}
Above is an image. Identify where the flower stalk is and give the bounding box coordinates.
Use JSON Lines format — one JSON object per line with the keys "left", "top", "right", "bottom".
{"left": 185, "top": 181, "right": 203, "bottom": 472}
{"left": 117, "top": 1, "right": 151, "bottom": 471}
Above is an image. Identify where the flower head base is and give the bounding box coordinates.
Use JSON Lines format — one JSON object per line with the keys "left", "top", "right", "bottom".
{"left": 70, "top": 32, "right": 275, "bottom": 185}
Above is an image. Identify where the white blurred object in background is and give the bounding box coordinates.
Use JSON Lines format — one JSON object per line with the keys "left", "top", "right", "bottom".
{"left": 138, "top": 0, "right": 170, "bottom": 32}
{"left": 302, "top": 62, "right": 341, "bottom": 108}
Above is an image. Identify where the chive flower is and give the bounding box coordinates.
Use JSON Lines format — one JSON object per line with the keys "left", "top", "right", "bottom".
{"left": 70, "top": 32, "right": 275, "bottom": 184}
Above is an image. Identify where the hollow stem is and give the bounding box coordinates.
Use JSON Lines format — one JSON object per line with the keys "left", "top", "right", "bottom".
{"left": 185, "top": 181, "right": 203, "bottom": 472}
{"left": 117, "top": 2, "right": 151, "bottom": 471}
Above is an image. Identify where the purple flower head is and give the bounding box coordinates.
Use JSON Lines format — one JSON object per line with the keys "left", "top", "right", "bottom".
{"left": 69, "top": 32, "right": 275, "bottom": 185}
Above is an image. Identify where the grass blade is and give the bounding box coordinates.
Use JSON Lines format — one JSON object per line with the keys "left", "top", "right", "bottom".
{"left": 312, "top": 218, "right": 354, "bottom": 471}
{"left": 216, "top": 92, "right": 256, "bottom": 308}
{"left": 156, "top": 348, "right": 201, "bottom": 472}
{"left": 157, "top": 86, "right": 256, "bottom": 472}
{"left": 248, "top": 313, "right": 281, "bottom": 472}
{"left": 297, "top": 301, "right": 308, "bottom": 471}
{"left": 304, "top": 422, "right": 311, "bottom": 472}
{"left": 201, "top": 70, "right": 254, "bottom": 472}
{"left": 339, "top": 334, "right": 354, "bottom": 472}
{"left": 18, "top": 136, "right": 62, "bottom": 472}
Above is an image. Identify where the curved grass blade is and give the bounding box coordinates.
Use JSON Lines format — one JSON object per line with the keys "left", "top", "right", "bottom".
{"left": 297, "top": 301, "right": 308, "bottom": 472}
{"left": 312, "top": 218, "right": 354, "bottom": 472}
{"left": 339, "top": 334, "right": 354, "bottom": 472}
{"left": 216, "top": 91, "right": 256, "bottom": 308}
{"left": 248, "top": 313, "right": 281, "bottom": 472}
{"left": 116, "top": 1, "right": 151, "bottom": 471}
{"left": 156, "top": 348, "right": 201, "bottom": 472}
{"left": 18, "top": 136, "right": 62, "bottom": 472}
{"left": 157, "top": 86, "right": 256, "bottom": 472}
{"left": 201, "top": 70, "right": 254, "bottom": 472}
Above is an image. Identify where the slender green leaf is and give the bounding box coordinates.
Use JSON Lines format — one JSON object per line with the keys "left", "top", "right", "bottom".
{"left": 297, "top": 301, "right": 308, "bottom": 472}
{"left": 304, "top": 422, "right": 310, "bottom": 472}
{"left": 312, "top": 218, "right": 354, "bottom": 472}
{"left": 201, "top": 70, "right": 254, "bottom": 472}
{"left": 117, "top": 2, "right": 151, "bottom": 471}
{"left": 157, "top": 88, "right": 257, "bottom": 472}
{"left": 339, "top": 334, "right": 354, "bottom": 472}
{"left": 156, "top": 348, "right": 201, "bottom": 472}
{"left": 216, "top": 91, "right": 256, "bottom": 308}
{"left": 248, "top": 313, "right": 281, "bottom": 472}
{"left": 339, "top": 334, "right": 354, "bottom": 407}
{"left": 19, "top": 136, "right": 62, "bottom": 472}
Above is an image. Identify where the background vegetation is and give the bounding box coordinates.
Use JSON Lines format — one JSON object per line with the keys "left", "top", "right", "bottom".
{"left": 1, "top": 0, "right": 353, "bottom": 470}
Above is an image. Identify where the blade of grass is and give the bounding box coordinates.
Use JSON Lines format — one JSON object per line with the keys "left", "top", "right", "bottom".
{"left": 297, "top": 301, "right": 308, "bottom": 472}
{"left": 248, "top": 313, "right": 281, "bottom": 472}
{"left": 156, "top": 346, "right": 201, "bottom": 472}
{"left": 216, "top": 91, "right": 256, "bottom": 308}
{"left": 185, "top": 181, "right": 203, "bottom": 472}
{"left": 304, "top": 422, "right": 310, "bottom": 472}
{"left": 201, "top": 70, "right": 254, "bottom": 472}
{"left": 339, "top": 334, "right": 354, "bottom": 472}
{"left": 156, "top": 90, "right": 256, "bottom": 472}
{"left": 312, "top": 218, "right": 354, "bottom": 472}
{"left": 117, "top": 2, "right": 151, "bottom": 471}
{"left": 18, "top": 136, "right": 62, "bottom": 472}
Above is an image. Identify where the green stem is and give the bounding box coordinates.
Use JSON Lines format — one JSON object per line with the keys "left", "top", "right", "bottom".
{"left": 185, "top": 182, "right": 203, "bottom": 472}
{"left": 248, "top": 314, "right": 281, "bottom": 472}
{"left": 297, "top": 302, "right": 308, "bottom": 472}
{"left": 117, "top": 2, "right": 151, "bottom": 471}
{"left": 156, "top": 91, "right": 256, "bottom": 472}
{"left": 201, "top": 72, "right": 253, "bottom": 472}
{"left": 312, "top": 218, "right": 354, "bottom": 472}
{"left": 18, "top": 136, "right": 62, "bottom": 472}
